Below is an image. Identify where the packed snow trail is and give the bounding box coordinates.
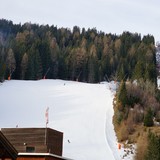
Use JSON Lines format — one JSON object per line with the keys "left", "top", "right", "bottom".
{"left": 0, "top": 80, "right": 133, "bottom": 160}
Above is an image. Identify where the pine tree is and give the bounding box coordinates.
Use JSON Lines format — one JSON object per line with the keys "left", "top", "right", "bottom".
{"left": 133, "top": 61, "right": 144, "bottom": 80}
{"left": 87, "top": 55, "right": 95, "bottom": 83}
{"left": 25, "top": 53, "right": 35, "bottom": 80}
{"left": 145, "top": 132, "right": 160, "bottom": 160}
{"left": 117, "top": 80, "right": 128, "bottom": 110}
{"left": 0, "top": 63, "right": 5, "bottom": 82}
{"left": 144, "top": 107, "right": 153, "bottom": 127}
{"left": 34, "top": 50, "right": 43, "bottom": 80}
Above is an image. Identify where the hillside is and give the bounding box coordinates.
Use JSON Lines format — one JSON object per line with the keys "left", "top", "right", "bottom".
{"left": 0, "top": 79, "right": 134, "bottom": 160}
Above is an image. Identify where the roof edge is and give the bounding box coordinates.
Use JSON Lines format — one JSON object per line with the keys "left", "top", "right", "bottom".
{"left": 18, "top": 152, "right": 73, "bottom": 160}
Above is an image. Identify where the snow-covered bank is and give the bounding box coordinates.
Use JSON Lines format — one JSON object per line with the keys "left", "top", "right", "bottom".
{"left": 0, "top": 80, "right": 134, "bottom": 160}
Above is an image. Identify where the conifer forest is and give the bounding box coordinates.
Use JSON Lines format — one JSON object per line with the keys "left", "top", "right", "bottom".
{"left": 0, "top": 19, "right": 157, "bottom": 84}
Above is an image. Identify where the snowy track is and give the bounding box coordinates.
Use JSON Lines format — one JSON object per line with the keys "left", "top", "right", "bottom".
{"left": 0, "top": 80, "right": 131, "bottom": 160}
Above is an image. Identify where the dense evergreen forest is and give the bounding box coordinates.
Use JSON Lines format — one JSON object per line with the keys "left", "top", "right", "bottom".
{"left": 0, "top": 19, "right": 157, "bottom": 83}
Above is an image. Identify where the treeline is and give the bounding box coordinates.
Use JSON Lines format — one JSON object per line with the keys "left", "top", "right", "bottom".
{"left": 0, "top": 19, "right": 157, "bottom": 83}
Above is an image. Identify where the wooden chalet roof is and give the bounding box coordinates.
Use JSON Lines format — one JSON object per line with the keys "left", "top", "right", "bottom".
{"left": 0, "top": 131, "right": 18, "bottom": 159}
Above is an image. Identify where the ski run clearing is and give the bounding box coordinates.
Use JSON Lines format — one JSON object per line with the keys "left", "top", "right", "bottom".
{"left": 0, "top": 79, "right": 135, "bottom": 160}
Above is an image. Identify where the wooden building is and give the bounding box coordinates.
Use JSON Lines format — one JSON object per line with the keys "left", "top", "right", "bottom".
{"left": 0, "top": 128, "right": 72, "bottom": 160}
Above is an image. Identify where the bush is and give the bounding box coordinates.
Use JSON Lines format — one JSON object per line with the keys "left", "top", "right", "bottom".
{"left": 118, "top": 122, "right": 129, "bottom": 141}
{"left": 135, "top": 133, "right": 148, "bottom": 160}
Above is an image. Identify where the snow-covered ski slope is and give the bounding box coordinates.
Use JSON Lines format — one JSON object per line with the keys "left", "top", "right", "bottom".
{"left": 0, "top": 80, "right": 133, "bottom": 160}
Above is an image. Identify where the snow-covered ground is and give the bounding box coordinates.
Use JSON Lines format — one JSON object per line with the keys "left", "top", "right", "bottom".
{"left": 0, "top": 79, "right": 134, "bottom": 160}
